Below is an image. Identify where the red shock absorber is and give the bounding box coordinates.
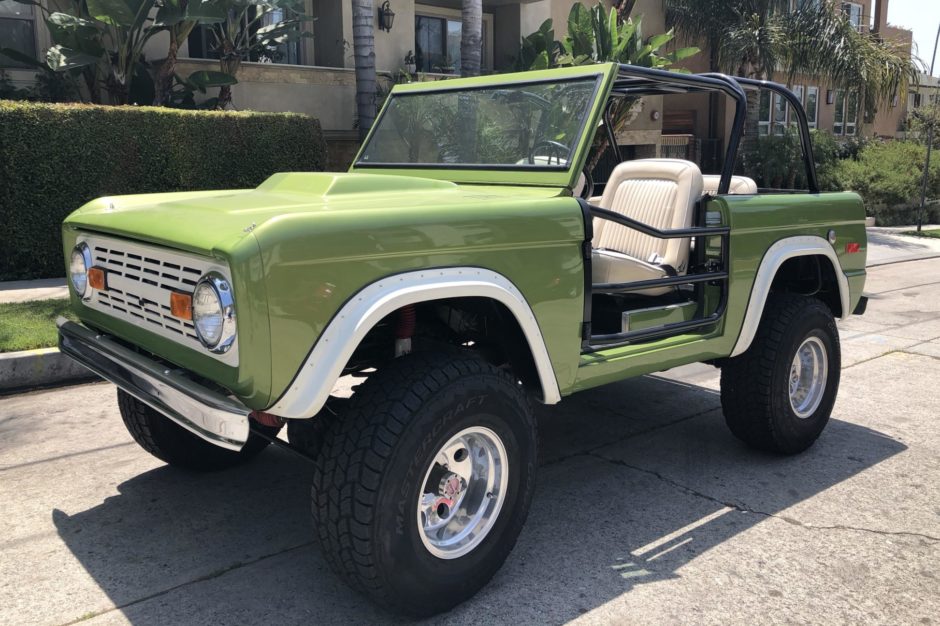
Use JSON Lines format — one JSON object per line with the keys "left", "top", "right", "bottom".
{"left": 395, "top": 304, "right": 416, "bottom": 356}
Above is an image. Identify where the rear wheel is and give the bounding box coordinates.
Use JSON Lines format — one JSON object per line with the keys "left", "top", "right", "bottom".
{"left": 720, "top": 295, "right": 841, "bottom": 454}
{"left": 117, "top": 389, "right": 279, "bottom": 471}
{"left": 311, "top": 353, "right": 537, "bottom": 616}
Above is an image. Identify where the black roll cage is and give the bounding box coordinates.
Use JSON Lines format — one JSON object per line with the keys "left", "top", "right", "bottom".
{"left": 602, "top": 64, "right": 819, "bottom": 195}
{"left": 580, "top": 65, "right": 818, "bottom": 352}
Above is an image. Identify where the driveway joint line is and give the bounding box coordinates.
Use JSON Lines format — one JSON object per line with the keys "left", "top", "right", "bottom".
{"left": 587, "top": 451, "right": 940, "bottom": 544}
{"left": 541, "top": 405, "right": 723, "bottom": 467}
{"left": 59, "top": 541, "right": 315, "bottom": 625}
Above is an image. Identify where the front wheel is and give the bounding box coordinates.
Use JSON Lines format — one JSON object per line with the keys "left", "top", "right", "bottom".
{"left": 117, "top": 389, "right": 279, "bottom": 471}
{"left": 311, "top": 353, "right": 537, "bottom": 616}
{"left": 720, "top": 295, "right": 841, "bottom": 454}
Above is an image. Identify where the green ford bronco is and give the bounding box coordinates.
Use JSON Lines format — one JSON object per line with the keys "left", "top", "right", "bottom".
{"left": 58, "top": 63, "right": 867, "bottom": 615}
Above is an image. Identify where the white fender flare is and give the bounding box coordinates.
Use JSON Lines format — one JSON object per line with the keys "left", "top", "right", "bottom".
{"left": 268, "top": 267, "right": 562, "bottom": 418}
{"left": 730, "top": 236, "right": 850, "bottom": 357}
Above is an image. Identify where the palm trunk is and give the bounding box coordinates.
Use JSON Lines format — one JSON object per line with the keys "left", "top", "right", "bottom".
{"left": 153, "top": 35, "right": 180, "bottom": 106}
{"left": 612, "top": 0, "right": 637, "bottom": 23}
{"left": 154, "top": 21, "right": 197, "bottom": 106}
{"left": 217, "top": 45, "right": 241, "bottom": 109}
{"left": 352, "top": 0, "right": 377, "bottom": 141}
{"left": 460, "top": 0, "right": 482, "bottom": 77}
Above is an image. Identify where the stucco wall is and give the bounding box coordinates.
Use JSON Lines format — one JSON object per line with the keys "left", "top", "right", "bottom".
{"left": 176, "top": 59, "right": 361, "bottom": 129}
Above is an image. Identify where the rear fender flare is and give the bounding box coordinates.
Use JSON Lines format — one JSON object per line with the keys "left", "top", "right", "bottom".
{"left": 730, "top": 235, "right": 849, "bottom": 357}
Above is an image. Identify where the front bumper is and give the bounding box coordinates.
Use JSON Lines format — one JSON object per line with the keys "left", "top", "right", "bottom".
{"left": 57, "top": 318, "right": 250, "bottom": 450}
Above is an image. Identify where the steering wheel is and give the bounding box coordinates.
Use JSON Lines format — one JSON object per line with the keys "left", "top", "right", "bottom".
{"left": 528, "top": 139, "right": 570, "bottom": 165}
{"left": 579, "top": 166, "right": 594, "bottom": 200}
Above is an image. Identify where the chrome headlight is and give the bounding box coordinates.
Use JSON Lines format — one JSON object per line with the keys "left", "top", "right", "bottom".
{"left": 192, "top": 273, "right": 236, "bottom": 353}
{"left": 70, "top": 243, "right": 92, "bottom": 298}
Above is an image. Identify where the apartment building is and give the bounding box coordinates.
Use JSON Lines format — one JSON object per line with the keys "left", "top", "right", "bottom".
{"left": 0, "top": 0, "right": 914, "bottom": 165}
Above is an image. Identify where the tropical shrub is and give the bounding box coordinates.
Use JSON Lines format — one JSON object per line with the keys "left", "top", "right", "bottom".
{"left": 0, "top": 101, "right": 327, "bottom": 280}
{"left": 833, "top": 140, "right": 940, "bottom": 225}
{"left": 0, "top": 0, "right": 308, "bottom": 107}
{"left": 516, "top": 2, "right": 698, "bottom": 168}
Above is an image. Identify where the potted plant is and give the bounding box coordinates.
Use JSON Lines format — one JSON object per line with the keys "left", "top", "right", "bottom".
{"left": 404, "top": 50, "right": 416, "bottom": 74}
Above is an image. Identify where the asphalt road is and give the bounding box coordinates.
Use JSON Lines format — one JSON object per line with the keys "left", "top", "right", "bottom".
{"left": 2, "top": 258, "right": 939, "bottom": 625}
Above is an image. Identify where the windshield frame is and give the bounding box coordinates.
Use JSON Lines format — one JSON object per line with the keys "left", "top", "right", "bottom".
{"left": 349, "top": 64, "right": 617, "bottom": 188}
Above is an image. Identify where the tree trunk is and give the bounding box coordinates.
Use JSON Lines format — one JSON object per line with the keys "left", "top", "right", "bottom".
{"left": 740, "top": 88, "right": 761, "bottom": 175}
{"left": 460, "top": 0, "right": 482, "bottom": 77}
{"left": 153, "top": 35, "right": 180, "bottom": 106}
{"left": 352, "top": 0, "right": 377, "bottom": 141}
{"left": 154, "top": 20, "right": 197, "bottom": 106}
{"left": 217, "top": 42, "right": 241, "bottom": 110}
{"left": 612, "top": 0, "right": 637, "bottom": 23}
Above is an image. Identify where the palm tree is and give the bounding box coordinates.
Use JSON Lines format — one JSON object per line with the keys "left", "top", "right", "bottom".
{"left": 352, "top": 0, "right": 377, "bottom": 140}
{"left": 460, "top": 0, "right": 483, "bottom": 76}
{"left": 666, "top": 0, "right": 918, "bottom": 155}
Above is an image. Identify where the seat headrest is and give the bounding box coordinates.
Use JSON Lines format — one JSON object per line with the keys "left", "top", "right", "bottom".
{"left": 702, "top": 174, "right": 758, "bottom": 195}
{"left": 602, "top": 158, "right": 704, "bottom": 205}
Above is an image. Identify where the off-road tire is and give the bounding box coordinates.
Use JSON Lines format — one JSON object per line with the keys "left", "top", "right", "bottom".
{"left": 286, "top": 397, "right": 349, "bottom": 458}
{"left": 721, "top": 295, "right": 841, "bottom": 454}
{"left": 311, "top": 353, "right": 537, "bottom": 616}
{"left": 117, "top": 389, "right": 279, "bottom": 471}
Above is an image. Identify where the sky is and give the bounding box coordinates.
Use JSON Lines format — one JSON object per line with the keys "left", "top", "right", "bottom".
{"left": 887, "top": 0, "right": 940, "bottom": 75}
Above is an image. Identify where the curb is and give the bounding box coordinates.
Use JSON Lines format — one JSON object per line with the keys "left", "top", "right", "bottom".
{"left": 0, "top": 347, "right": 99, "bottom": 394}
{"left": 867, "top": 252, "right": 940, "bottom": 267}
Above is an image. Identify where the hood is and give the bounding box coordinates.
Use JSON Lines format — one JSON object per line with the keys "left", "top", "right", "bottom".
{"left": 64, "top": 172, "right": 518, "bottom": 257}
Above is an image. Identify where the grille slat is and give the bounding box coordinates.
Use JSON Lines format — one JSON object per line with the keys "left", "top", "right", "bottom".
{"left": 80, "top": 234, "right": 238, "bottom": 365}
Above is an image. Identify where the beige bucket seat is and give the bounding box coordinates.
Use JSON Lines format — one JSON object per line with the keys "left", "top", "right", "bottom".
{"left": 591, "top": 159, "right": 704, "bottom": 296}
{"left": 701, "top": 174, "right": 757, "bottom": 195}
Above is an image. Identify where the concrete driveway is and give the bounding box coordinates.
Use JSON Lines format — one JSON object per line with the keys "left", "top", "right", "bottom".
{"left": 2, "top": 258, "right": 939, "bottom": 625}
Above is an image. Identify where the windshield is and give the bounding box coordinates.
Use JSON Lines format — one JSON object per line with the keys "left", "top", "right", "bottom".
{"left": 357, "top": 77, "right": 601, "bottom": 169}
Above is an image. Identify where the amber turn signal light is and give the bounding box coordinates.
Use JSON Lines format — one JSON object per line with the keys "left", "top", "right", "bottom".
{"left": 88, "top": 267, "right": 107, "bottom": 291}
{"left": 170, "top": 291, "right": 193, "bottom": 320}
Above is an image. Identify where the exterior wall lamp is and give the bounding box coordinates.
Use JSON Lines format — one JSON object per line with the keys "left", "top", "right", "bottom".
{"left": 379, "top": 1, "right": 395, "bottom": 32}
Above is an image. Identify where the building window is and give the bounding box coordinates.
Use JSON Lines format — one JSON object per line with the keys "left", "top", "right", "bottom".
{"left": 841, "top": 2, "right": 863, "bottom": 31}
{"left": 0, "top": 2, "right": 36, "bottom": 68}
{"left": 188, "top": 8, "right": 303, "bottom": 65}
{"left": 833, "top": 90, "right": 858, "bottom": 136}
{"left": 758, "top": 91, "right": 771, "bottom": 136}
{"left": 415, "top": 14, "right": 485, "bottom": 74}
{"left": 805, "top": 86, "right": 818, "bottom": 129}
{"left": 772, "top": 91, "right": 788, "bottom": 135}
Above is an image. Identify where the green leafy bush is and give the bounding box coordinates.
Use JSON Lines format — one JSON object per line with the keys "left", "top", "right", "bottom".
{"left": 833, "top": 139, "right": 940, "bottom": 225}
{"left": 0, "top": 101, "right": 327, "bottom": 280}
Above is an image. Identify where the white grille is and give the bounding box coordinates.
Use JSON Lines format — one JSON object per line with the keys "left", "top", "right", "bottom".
{"left": 77, "top": 233, "right": 238, "bottom": 366}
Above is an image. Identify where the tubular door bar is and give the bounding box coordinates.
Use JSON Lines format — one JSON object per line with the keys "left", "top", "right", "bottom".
{"left": 590, "top": 205, "right": 730, "bottom": 239}
{"left": 586, "top": 295, "right": 729, "bottom": 349}
{"left": 593, "top": 271, "right": 729, "bottom": 295}
{"left": 584, "top": 202, "right": 730, "bottom": 351}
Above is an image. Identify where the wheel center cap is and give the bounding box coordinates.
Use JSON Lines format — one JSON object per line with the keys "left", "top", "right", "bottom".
{"left": 438, "top": 472, "right": 466, "bottom": 501}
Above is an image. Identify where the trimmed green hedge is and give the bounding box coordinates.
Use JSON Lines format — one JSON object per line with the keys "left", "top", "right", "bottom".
{"left": 0, "top": 101, "right": 328, "bottom": 281}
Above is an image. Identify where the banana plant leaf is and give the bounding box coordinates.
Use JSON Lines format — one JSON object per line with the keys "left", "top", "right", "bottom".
{"left": 46, "top": 45, "right": 102, "bottom": 71}
{"left": 45, "top": 12, "right": 105, "bottom": 57}
{"left": 186, "top": 70, "right": 237, "bottom": 93}
{"left": 86, "top": 0, "right": 154, "bottom": 28}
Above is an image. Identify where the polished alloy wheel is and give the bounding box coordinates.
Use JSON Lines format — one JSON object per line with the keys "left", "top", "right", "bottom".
{"left": 417, "top": 426, "right": 508, "bottom": 559}
{"left": 788, "top": 336, "right": 829, "bottom": 418}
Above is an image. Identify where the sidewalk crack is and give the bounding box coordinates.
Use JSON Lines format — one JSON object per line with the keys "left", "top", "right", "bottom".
{"left": 540, "top": 404, "right": 722, "bottom": 467}
{"left": 588, "top": 451, "right": 940, "bottom": 544}
{"left": 60, "top": 541, "right": 314, "bottom": 625}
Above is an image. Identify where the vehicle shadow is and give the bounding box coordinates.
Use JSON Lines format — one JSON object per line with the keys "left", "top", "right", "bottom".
{"left": 52, "top": 374, "right": 906, "bottom": 624}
